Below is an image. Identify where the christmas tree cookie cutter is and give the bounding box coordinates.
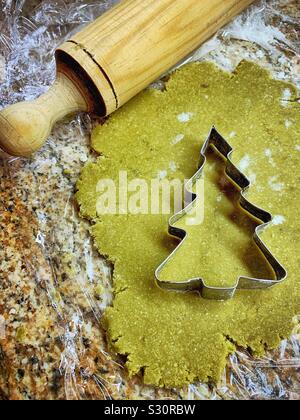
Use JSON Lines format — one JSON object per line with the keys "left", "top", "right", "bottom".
{"left": 155, "top": 127, "right": 287, "bottom": 301}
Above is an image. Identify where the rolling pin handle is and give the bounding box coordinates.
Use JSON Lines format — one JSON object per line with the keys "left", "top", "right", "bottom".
{"left": 0, "top": 0, "right": 255, "bottom": 157}
{"left": 0, "top": 72, "right": 88, "bottom": 157}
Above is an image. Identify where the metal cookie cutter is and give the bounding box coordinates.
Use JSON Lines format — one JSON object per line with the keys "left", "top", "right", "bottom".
{"left": 155, "top": 127, "right": 287, "bottom": 301}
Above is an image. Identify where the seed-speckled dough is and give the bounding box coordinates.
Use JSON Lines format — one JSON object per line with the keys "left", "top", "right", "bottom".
{"left": 76, "top": 61, "right": 300, "bottom": 388}
{"left": 157, "top": 150, "right": 276, "bottom": 289}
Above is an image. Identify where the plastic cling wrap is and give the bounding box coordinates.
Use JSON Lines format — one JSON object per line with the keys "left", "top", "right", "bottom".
{"left": 0, "top": 0, "right": 299, "bottom": 400}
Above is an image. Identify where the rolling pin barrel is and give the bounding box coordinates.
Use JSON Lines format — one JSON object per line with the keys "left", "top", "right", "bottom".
{"left": 0, "top": 0, "right": 254, "bottom": 157}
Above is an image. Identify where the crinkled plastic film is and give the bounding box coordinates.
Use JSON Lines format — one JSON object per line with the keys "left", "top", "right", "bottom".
{"left": 0, "top": 0, "right": 299, "bottom": 400}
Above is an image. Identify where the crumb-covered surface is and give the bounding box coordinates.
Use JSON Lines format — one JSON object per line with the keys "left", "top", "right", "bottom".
{"left": 0, "top": 0, "right": 300, "bottom": 400}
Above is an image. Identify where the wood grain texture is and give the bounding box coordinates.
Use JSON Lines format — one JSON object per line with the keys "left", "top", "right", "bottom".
{"left": 0, "top": 72, "right": 87, "bottom": 157}
{"left": 59, "top": 0, "right": 255, "bottom": 114}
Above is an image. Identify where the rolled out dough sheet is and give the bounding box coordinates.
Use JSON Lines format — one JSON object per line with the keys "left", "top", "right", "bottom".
{"left": 77, "top": 61, "right": 300, "bottom": 387}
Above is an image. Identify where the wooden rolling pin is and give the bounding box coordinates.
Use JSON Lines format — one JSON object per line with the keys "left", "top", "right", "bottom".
{"left": 0, "top": 0, "right": 254, "bottom": 157}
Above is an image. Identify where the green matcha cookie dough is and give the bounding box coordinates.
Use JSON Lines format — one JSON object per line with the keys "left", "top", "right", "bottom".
{"left": 157, "top": 151, "right": 276, "bottom": 289}
{"left": 77, "top": 61, "right": 300, "bottom": 388}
